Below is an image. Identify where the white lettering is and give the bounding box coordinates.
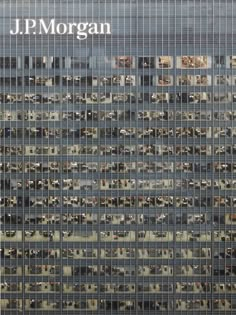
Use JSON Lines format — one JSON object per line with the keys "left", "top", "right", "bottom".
{"left": 10, "top": 19, "right": 20, "bottom": 35}
{"left": 100, "top": 23, "right": 111, "bottom": 35}
{"left": 25, "top": 19, "right": 36, "bottom": 34}
{"left": 39, "top": 19, "right": 55, "bottom": 34}
{"left": 88, "top": 23, "right": 99, "bottom": 35}
{"left": 76, "top": 23, "right": 88, "bottom": 40}
{"left": 68, "top": 23, "right": 77, "bottom": 34}
{"left": 56, "top": 23, "right": 67, "bottom": 35}
{"left": 10, "top": 19, "right": 111, "bottom": 40}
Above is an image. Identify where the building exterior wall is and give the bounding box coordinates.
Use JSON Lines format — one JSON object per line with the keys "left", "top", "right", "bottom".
{"left": 0, "top": 1, "right": 236, "bottom": 314}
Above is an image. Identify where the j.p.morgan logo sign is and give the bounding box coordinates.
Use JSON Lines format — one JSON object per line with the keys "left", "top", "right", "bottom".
{"left": 10, "top": 19, "right": 111, "bottom": 40}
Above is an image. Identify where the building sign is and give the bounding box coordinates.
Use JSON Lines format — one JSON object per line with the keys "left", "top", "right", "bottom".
{"left": 10, "top": 19, "right": 111, "bottom": 40}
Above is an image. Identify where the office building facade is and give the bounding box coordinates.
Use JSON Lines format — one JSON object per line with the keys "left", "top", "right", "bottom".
{"left": 1, "top": 0, "right": 236, "bottom": 314}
